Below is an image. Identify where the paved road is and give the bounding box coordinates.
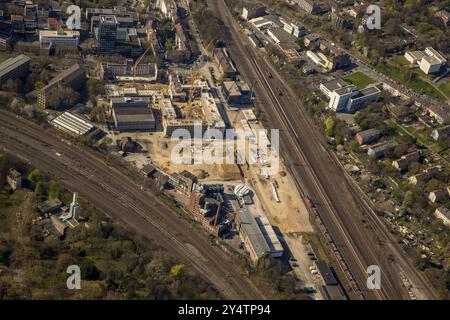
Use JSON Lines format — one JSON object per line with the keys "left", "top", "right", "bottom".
{"left": 0, "top": 110, "right": 264, "bottom": 300}
{"left": 210, "top": 0, "right": 436, "bottom": 300}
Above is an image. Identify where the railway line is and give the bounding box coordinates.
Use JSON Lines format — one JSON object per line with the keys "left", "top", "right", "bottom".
{"left": 0, "top": 110, "right": 264, "bottom": 300}
{"left": 210, "top": 0, "right": 436, "bottom": 300}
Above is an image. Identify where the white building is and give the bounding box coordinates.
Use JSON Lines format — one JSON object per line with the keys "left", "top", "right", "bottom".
{"left": 327, "top": 83, "right": 381, "bottom": 113}
{"left": 435, "top": 207, "right": 450, "bottom": 227}
{"left": 405, "top": 47, "right": 447, "bottom": 74}
{"left": 39, "top": 30, "right": 80, "bottom": 49}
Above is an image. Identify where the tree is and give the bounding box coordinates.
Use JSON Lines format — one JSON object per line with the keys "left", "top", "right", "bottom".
{"left": 27, "top": 169, "right": 43, "bottom": 187}
{"left": 170, "top": 263, "right": 185, "bottom": 279}
{"left": 34, "top": 181, "right": 47, "bottom": 200}
{"left": 324, "top": 116, "right": 335, "bottom": 137}
{"left": 46, "top": 180, "right": 61, "bottom": 199}
{"left": 394, "top": 143, "right": 409, "bottom": 158}
{"left": 34, "top": 81, "right": 46, "bottom": 90}
{"left": 403, "top": 190, "right": 414, "bottom": 209}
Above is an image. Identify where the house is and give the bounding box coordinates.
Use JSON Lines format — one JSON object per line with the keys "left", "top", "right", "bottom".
{"left": 431, "top": 125, "right": 450, "bottom": 141}
{"left": 392, "top": 151, "right": 420, "bottom": 171}
{"left": 356, "top": 128, "right": 381, "bottom": 145}
{"left": 38, "top": 198, "right": 63, "bottom": 214}
{"left": 304, "top": 33, "right": 320, "bottom": 47}
{"left": 6, "top": 168, "right": 22, "bottom": 191}
{"left": 367, "top": 142, "right": 397, "bottom": 158}
{"left": 241, "top": 5, "right": 266, "bottom": 20}
{"left": 426, "top": 105, "right": 450, "bottom": 125}
{"left": 428, "top": 187, "right": 450, "bottom": 203}
{"left": 409, "top": 166, "right": 440, "bottom": 185}
{"left": 434, "top": 207, "right": 450, "bottom": 227}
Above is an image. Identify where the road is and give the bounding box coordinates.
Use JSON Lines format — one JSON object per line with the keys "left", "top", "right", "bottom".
{"left": 210, "top": 0, "right": 436, "bottom": 300}
{"left": 0, "top": 110, "right": 264, "bottom": 300}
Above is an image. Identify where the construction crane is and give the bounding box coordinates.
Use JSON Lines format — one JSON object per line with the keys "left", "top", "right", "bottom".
{"left": 133, "top": 44, "right": 154, "bottom": 82}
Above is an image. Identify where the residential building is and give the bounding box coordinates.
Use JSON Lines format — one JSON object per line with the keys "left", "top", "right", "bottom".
{"left": 304, "top": 33, "right": 320, "bottom": 47}
{"left": 405, "top": 47, "right": 447, "bottom": 74}
{"left": 100, "top": 59, "right": 158, "bottom": 82}
{"left": 201, "top": 92, "right": 226, "bottom": 134}
{"left": 429, "top": 187, "right": 450, "bottom": 203}
{"left": 242, "top": 5, "right": 266, "bottom": 20}
{"left": 37, "top": 64, "right": 86, "bottom": 109}
{"left": 6, "top": 168, "right": 22, "bottom": 191}
{"left": 111, "top": 97, "right": 155, "bottom": 131}
{"left": 328, "top": 83, "right": 381, "bottom": 113}
{"left": 367, "top": 142, "right": 397, "bottom": 158}
{"left": 392, "top": 151, "right": 420, "bottom": 171}
{"left": 294, "top": 0, "right": 330, "bottom": 15}
{"left": 213, "top": 48, "right": 238, "bottom": 80}
{"left": 279, "top": 18, "right": 307, "bottom": 37}
{"left": 0, "top": 54, "right": 30, "bottom": 87}
{"left": 95, "top": 15, "right": 118, "bottom": 53}
{"left": 157, "top": 0, "right": 177, "bottom": 21}
{"left": 431, "top": 125, "right": 450, "bottom": 141}
{"left": 409, "top": 166, "right": 440, "bottom": 185}
{"left": 163, "top": 119, "right": 207, "bottom": 138}
{"left": 221, "top": 80, "right": 252, "bottom": 106}
{"left": 434, "top": 207, "right": 450, "bottom": 227}
{"left": 426, "top": 105, "right": 450, "bottom": 125}
{"left": 356, "top": 128, "right": 381, "bottom": 145}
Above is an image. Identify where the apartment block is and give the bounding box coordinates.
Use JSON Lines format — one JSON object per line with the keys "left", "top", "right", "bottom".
{"left": 0, "top": 54, "right": 30, "bottom": 87}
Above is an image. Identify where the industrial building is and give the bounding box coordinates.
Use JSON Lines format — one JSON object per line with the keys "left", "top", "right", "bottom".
{"left": 187, "top": 184, "right": 230, "bottom": 236}
{"left": 213, "top": 48, "right": 239, "bottom": 80}
{"left": 0, "top": 54, "right": 30, "bottom": 87}
{"left": 111, "top": 97, "right": 156, "bottom": 132}
{"left": 50, "top": 112, "right": 96, "bottom": 136}
{"left": 235, "top": 207, "right": 271, "bottom": 263}
{"left": 37, "top": 64, "right": 86, "bottom": 109}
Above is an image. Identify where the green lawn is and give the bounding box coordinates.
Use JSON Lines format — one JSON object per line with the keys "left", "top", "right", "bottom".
{"left": 438, "top": 80, "right": 450, "bottom": 99}
{"left": 375, "top": 63, "right": 446, "bottom": 101}
{"left": 343, "top": 72, "right": 375, "bottom": 89}
{"left": 391, "top": 55, "right": 410, "bottom": 66}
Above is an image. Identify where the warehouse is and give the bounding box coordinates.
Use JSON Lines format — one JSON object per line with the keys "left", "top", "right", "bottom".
{"left": 51, "top": 112, "right": 95, "bottom": 136}
{"left": 111, "top": 97, "right": 156, "bottom": 132}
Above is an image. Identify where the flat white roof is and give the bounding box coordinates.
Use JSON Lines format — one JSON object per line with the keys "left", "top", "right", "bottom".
{"left": 51, "top": 112, "right": 94, "bottom": 136}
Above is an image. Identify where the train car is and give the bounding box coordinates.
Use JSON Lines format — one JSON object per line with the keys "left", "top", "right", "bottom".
{"left": 304, "top": 196, "right": 314, "bottom": 208}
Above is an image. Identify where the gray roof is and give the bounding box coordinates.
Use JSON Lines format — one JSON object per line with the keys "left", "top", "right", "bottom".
{"left": 315, "top": 260, "right": 338, "bottom": 285}
{"left": 0, "top": 54, "right": 30, "bottom": 77}
{"left": 321, "top": 79, "right": 349, "bottom": 92}
{"left": 357, "top": 128, "right": 380, "bottom": 139}
{"left": 237, "top": 207, "right": 270, "bottom": 258}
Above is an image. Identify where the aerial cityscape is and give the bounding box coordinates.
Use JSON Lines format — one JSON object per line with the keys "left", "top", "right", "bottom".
{"left": 0, "top": 0, "right": 448, "bottom": 305}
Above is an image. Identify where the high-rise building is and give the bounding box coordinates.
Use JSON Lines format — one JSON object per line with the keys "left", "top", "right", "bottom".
{"left": 95, "top": 15, "right": 118, "bottom": 53}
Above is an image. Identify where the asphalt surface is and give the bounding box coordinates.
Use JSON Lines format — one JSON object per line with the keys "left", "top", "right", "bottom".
{"left": 0, "top": 110, "right": 264, "bottom": 300}
{"left": 210, "top": 0, "right": 436, "bottom": 300}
